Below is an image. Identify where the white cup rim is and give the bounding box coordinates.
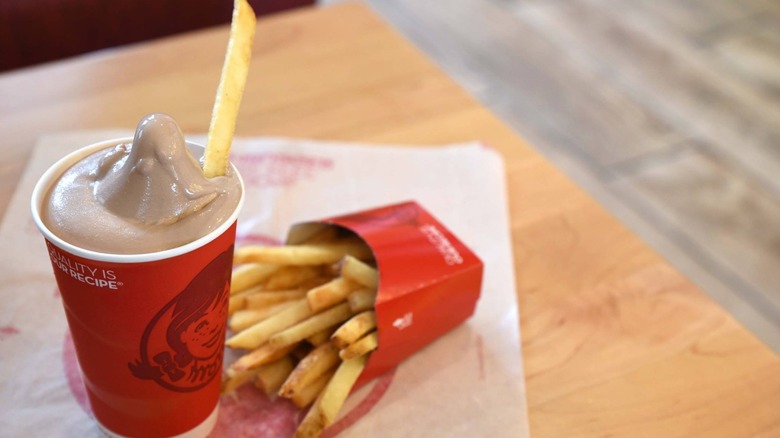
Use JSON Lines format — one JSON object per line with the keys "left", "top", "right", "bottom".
{"left": 30, "top": 137, "right": 245, "bottom": 263}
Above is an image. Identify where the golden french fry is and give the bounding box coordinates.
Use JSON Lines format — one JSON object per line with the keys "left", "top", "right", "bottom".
{"left": 234, "top": 239, "right": 372, "bottom": 266}
{"left": 306, "top": 327, "right": 335, "bottom": 347}
{"left": 230, "top": 263, "right": 280, "bottom": 295}
{"left": 331, "top": 311, "right": 377, "bottom": 349}
{"left": 244, "top": 289, "right": 307, "bottom": 309}
{"left": 290, "top": 368, "right": 335, "bottom": 409}
{"left": 340, "top": 256, "right": 379, "bottom": 289}
{"left": 298, "top": 275, "right": 339, "bottom": 292}
{"left": 264, "top": 265, "right": 324, "bottom": 290}
{"left": 307, "top": 277, "right": 362, "bottom": 312}
{"left": 229, "top": 288, "right": 258, "bottom": 316}
{"left": 347, "top": 288, "right": 377, "bottom": 313}
{"left": 269, "top": 303, "right": 353, "bottom": 349}
{"left": 294, "top": 392, "right": 326, "bottom": 438}
{"left": 229, "top": 301, "right": 297, "bottom": 332}
{"left": 319, "top": 355, "right": 368, "bottom": 423}
{"left": 253, "top": 356, "right": 295, "bottom": 396}
{"left": 232, "top": 342, "right": 297, "bottom": 372}
{"left": 339, "top": 331, "right": 379, "bottom": 360}
{"left": 229, "top": 293, "right": 246, "bottom": 316}
{"left": 222, "top": 367, "right": 260, "bottom": 394}
{"left": 203, "top": 0, "right": 257, "bottom": 178}
{"left": 294, "top": 355, "right": 369, "bottom": 437}
{"left": 279, "top": 342, "right": 340, "bottom": 399}
{"left": 226, "top": 299, "right": 313, "bottom": 350}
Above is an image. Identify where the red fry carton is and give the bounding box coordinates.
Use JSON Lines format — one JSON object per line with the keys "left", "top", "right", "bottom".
{"left": 286, "top": 201, "right": 483, "bottom": 386}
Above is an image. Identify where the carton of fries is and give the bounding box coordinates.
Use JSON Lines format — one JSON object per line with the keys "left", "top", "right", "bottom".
{"left": 224, "top": 201, "right": 483, "bottom": 437}
{"left": 286, "top": 201, "right": 483, "bottom": 386}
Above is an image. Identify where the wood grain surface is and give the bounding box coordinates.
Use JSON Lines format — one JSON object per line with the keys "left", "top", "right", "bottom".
{"left": 0, "top": 3, "right": 777, "bottom": 437}
{"left": 356, "top": 0, "right": 780, "bottom": 354}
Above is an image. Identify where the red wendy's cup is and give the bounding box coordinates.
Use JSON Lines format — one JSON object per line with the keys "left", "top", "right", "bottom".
{"left": 30, "top": 138, "right": 244, "bottom": 438}
{"left": 286, "top": 201, "right": 484, "bottom": 386}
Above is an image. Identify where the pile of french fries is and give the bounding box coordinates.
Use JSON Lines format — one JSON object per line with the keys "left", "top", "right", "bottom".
{"left": 223, "top": 227, "right": 380, "bottom": 438}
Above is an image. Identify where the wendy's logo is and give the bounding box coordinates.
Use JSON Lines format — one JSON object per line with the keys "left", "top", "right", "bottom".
{"left": 128, "top": 248, "right": 232, "bottom": 392}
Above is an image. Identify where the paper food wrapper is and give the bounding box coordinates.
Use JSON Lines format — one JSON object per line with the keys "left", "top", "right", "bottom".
{"left": 0, "top": 132, "right": 529, "bottom": 438}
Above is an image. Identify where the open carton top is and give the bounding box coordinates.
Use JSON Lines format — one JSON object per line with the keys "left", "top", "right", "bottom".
{"left": 287, "top": 201, "right": 484, "bottom": 387}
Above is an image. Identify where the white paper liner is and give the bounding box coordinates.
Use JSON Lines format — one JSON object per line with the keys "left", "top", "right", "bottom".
{"left": 0, "top": 132, "right": 529, "bottom": 438}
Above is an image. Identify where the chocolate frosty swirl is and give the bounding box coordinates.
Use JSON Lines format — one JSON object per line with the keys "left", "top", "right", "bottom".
{"left": 42, "top": 114, "right": 242, "bottom": 254}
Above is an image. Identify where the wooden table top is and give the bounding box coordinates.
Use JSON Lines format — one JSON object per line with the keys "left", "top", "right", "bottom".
{"left": 1, "top": 3, "right": 777, "bottom": 437}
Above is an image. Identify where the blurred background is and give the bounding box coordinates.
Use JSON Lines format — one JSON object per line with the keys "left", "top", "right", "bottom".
{"left": 323, "top": 0, "right": 780, "bottom": 351}
{"left": 2, "top": 0, "right": 778, "bottom": 349}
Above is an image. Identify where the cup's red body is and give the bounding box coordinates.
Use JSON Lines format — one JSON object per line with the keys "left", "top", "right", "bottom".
{"left": 31, "top": 139, "right": 244, "bottom": 438}
{"left": 45, "top": 228, "right": 235, "bottom": 437}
